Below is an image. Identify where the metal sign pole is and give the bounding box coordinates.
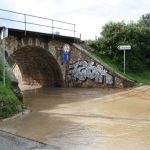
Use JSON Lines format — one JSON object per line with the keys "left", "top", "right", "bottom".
{"left": 65, "top": 62, "right": 68, "bottom": 87}
{"left": 3, "top": 39, "right": 6, "bottom": 87}
{"left": 2, "top": 35, "right": 6, "bottom": 87}
{"left": 1, "top": 27, "right": 8, "bottom": 87}
{"left": 118, "top": 45, "right": 131, "bottom": 74}
{"left": 124, "top": 49, "right": 126, "bottom": 74}
{"left": 1, "top": 37, "right": 6, "bottom": 87}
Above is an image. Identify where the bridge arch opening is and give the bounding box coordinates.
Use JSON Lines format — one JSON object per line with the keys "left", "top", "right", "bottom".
{"left": 10, "top": 46, "right": 63, "bottom": 87}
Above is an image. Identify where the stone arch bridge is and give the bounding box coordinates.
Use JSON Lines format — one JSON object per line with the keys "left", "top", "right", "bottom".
{"left": 0, "top": 28, "right": 134, "bottom": 88}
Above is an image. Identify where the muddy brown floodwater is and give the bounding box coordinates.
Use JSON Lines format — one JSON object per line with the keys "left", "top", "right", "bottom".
{"left": 0, "top": 86, "right": 150, "bottom": 150}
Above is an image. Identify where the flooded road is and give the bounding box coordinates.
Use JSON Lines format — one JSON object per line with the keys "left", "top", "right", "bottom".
{"left": 0, "top": 86, "right": 150, "bottom": 150}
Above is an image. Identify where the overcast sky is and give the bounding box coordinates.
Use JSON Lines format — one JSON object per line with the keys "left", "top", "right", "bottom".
{"left": 0, "top": 0, "right": 150, "bottom": 39}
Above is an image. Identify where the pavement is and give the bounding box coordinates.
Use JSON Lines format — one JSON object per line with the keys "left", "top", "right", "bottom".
{"left": 0, "top": 130, "right": 59, "bottom": 150}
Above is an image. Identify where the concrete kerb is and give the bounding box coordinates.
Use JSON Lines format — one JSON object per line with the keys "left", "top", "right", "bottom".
{"left": 2, "top": 108, "right": 30, "bottom": 122}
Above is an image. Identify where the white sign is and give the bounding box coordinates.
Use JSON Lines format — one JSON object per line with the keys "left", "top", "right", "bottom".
{"left": 1, "top": 28, "right": 8, "bottom": 39}
{"left": 118, "top": 45, "right": 131, "bottom": 74}
{"left": 117, "top": 45, "right": 131, "bottom": 50}
{"left": 63, "top": 44, "right": 70, "bottom": 53}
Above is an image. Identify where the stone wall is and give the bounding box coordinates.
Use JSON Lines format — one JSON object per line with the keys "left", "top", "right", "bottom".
{"left": 67, "top": 44, "right": 134, "bottom": 88}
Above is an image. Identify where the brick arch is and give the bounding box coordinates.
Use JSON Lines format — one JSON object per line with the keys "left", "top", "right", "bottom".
{"left": 11, "top": 45, "right": 63, "bottom": 87}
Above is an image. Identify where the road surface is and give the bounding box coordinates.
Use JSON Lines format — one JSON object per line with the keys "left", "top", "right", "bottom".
{"left": 0, "top": 86, "right": 150, "bottom": 150}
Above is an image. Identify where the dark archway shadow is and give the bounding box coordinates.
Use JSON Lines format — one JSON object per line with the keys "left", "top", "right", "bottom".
{"left": 10, "top": 46, "right": 63, "bottom": 88}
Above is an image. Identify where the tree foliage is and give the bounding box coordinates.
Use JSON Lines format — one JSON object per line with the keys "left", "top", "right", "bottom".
{"left": 90, "top": 14, "right": 150, "bottom": 73}
{"left": 138, "top": 13, "right": 150, "bottom": 27}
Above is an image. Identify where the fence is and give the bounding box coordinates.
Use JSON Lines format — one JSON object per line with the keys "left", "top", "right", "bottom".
{"left": 0, "top": 8, "right": 76, "bottom": 39}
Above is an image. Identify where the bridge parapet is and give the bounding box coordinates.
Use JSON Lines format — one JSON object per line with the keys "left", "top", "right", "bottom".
{"left": 0, "top": 9, "right": 76, "bottom": 39}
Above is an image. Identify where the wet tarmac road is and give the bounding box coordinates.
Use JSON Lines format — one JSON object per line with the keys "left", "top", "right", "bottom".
{"left": 0, "top": 130, "right": 58, "bottom": 150}
{"left": 0, "top": 86, "right": 150, "bottom": 150}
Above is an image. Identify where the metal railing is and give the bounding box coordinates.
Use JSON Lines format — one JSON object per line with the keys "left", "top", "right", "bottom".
{"left": 0, "top": 8, "right": 76, "bottom": 39}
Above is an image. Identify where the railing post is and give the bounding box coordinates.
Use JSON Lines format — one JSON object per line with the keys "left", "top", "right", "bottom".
{"left": 74, "top": 24, "right": 76, "bottom": 42}
{"left": 24, "top": 14, "right": 26, "bottom": 36}
{"left": 0, "top": 9, "right": 77, "bottom": 40}
{"left": 52, "top": 19, "right": 54, "bottom": 39}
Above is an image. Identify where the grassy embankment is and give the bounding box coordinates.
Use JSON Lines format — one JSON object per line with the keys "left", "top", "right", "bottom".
{"left": 0, "top": 63, "right": 23, "bottom": 119}
{"left": 93, "top": 53, "right": 150, "bottom": 85}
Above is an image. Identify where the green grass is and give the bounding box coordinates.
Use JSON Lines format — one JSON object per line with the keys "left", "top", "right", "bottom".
{"left": 0, "top": 84, "right": 23, "bottom": 118}
{"left": 93, "top": 52, "right": 150, "bottom": 85}
{"left": 125, "top": 70, "right": 150, "bottom": 85}
{"left": 0, "top": 63, "right": 23, "bottom": 119}
{"left": 92, "top": 52, "right": 123, "bottom": 73}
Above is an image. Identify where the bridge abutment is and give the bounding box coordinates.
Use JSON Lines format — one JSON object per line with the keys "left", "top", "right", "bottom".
{"left": 0, "top": 28, "right": 134, "bottom": 88}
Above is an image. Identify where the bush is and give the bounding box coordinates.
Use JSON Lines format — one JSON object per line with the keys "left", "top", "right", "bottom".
{"left": 0, "top": 62, "right": 23, "bottom": 119}
{"left": 0, "top": 85, "right": 23, "bottom": 118}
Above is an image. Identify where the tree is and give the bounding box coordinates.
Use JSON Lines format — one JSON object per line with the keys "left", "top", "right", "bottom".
{"left": 138, "top": 13, "right": 150, "bottom": 27}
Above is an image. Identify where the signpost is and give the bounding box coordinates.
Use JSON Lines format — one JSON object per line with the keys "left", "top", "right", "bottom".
{"left": 63, "top": 43, "right": 71, "bottom": 87}
{"left": 0, "top": 27, "right": 8, "bottom": 87}
{"left": 118, "top": 45, "right": 131, "bottom": 74}
{"left": 117, "top": 45, "right": 131, "bottom": 50}
{"left": 63, "top": 43, "right": 70, "bottom": 62}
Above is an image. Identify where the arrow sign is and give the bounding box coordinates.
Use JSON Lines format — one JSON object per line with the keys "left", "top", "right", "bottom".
{"left": 117, "top": 45, "right": 131, "bottom": 50}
